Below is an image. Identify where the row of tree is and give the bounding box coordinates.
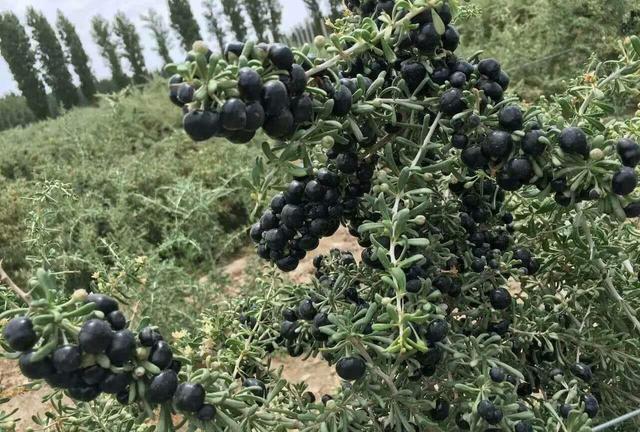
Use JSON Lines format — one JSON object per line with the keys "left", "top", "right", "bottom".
{"left": 0, "top": 0, "right": 342, "bottom": 126}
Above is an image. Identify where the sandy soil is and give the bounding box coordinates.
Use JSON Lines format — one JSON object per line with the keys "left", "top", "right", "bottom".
{"left": 2, "top": 228, "right": 362, "bottom": 431}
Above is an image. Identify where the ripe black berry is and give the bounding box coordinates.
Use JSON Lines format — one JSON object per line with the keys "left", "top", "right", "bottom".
{"left": 176, "top": 83, "right": 194, "bottom": 104}
{"left": 68, "top": 384, "right": 101, "bottom": 402}
{"left": 559, "top": 127, "right": 589, "bottom": 156}
{"left": 183, "top": 110, "right": 221, "bottom": 141}
{"left": 107, "top": 310, "right": 127, "bottom": 331}
{"left": 430, "top": 398, "right": 450, "bottom": 421}
{"left": 174, "top": 382, "right": 206, "bottom": 412}
{"left": 612, "top": 166, "right": 637, "bottom": 195}
{"left": 147, "top": 370, "right": 179, "bottom": 403}
{"left": 336, "top": 152, "right": 358, "bottom": 174}
{"left": 482, "top": 130, "right": 513, "bottom": 161}
{"left": 82, "top": 365, "right": 107, "bottom": 385}
{"left": 107, "top": 330, "right": 136, "bottom": 366}
{"left": 291, "top": 94, "right": 314, "bottom": 124}
{"left": 238, "top": 67, "right": 263, "bottom": 101}
{"left": 280, "top": 320, "right": 299, "bottom": 340}
{"left": 617, "top": 138, "right": 640, "bottom": 167}
{"left": 3, "top": 316, "right": 38, "bottom": 351}
{"left": 52, "top": 345, "right": 82, "bottom": 373}
{"left": 281, "top": 204, "right": 305, "bottom": 229}
{"left": 297, "top": 299, "right": 317, "bottom": 320}
{"left": 100, "top": 372, "right": 131, "bottom": 394}
{"left": 479, "top": 80, "right": 503, "bottom": 101}
{"left": 224, "top": 42, "right": 244, "bottom": 60}
{"left": 138, "top": 327, "right": 162, "bottom": 347}
{"left": 478, "top": 59, "right": 501, "bottom": 80}
{"left": 401, "top": 61, "right": 427, "bottom": 92}
{"left": 449, "top": 71, "right": 467, "bottom": 88}
{"left": 19, "top": 351, "right": 54, "bottom": 379}
{"left": 335, "top": 356, "right": 366, "bottom": 380}
{"left": 276, "top": 256, "right": 299, "bottom": 272}
{"left": 197, "top": 404, "right": 217, "bottom": 421}
{"left": 243, "top": 378, "right": 267, "bottom": 398}
{"left": 263, "top": 109, "right": 294, "bottom": 138}
{"left": 414, "top": 23, "right": 440, "bottom": 52}
{"left": 478, "top": 399, "right": 503, "bottom": 425}
{"left": 515, "top": 422, "right": 533, "bottom": 432}
{"left": 79, "top": 319, "right": 114, "bottom": 354}
{"left": 498, "top": 106, "right": 523, "bottom": 131}
{"left": 583, "top": 394, "right": 599, "bottom": 418}
{"left": 440, "top": 88, "right": 467, "bottom": 115}
{"left": 461, "top": 146, "right": 488, "bottom": 170}
{"left": 506, "top": 157, "right": 534, "bottom": 183}
{"left": 150, "top": 340, "right": 173, "bottom": 370}
{"left": 332, "top": 86, "right": 353, "bottom": 116}
{"left": 521, "top": 130, "right": 546, "bottom": 156}
{"left": 261, "top": 80, "right": 289, "bottom": 116}
{"left": 425, "top": 319, "right": 449, "bottom": 343}
{"left": 442, "top": 26, "right": 459, "bottom": 51}
{"left": 245, "top": 102, "right": 265, "bottom": 131}
{"left": 488, "top": 319, "right": 510, "bottom": 335}
{"left": 269, "top": 44, "right": 294, "bottom": 70}
{"left": 489, "top": 366, "right": 505, "bottom": 382}
{"left": 489, "top": 287, "right": 511, "bottom": 310}
{"left": 87, "top": 293, "right": 119, "bottom": 314}
{"left": 221, "top": 98, "right": 247, "bottom": 131}
{"left": 570, "top": 362, "right": 592, "bottom": 381}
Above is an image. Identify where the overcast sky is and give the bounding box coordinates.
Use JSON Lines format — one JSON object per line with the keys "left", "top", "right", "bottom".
{"left": 0, "top": 0, "right": 328, "bottom": 96}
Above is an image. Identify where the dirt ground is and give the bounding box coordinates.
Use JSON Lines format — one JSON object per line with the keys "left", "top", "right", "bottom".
{"left": 0, "top": 227, "right": 362, "bottom": 431}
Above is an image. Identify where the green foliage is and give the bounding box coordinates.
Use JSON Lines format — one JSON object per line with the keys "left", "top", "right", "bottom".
{"left": 113, "top": 12, "right": 149, "bottom": 85}
{"left": 202, "top": 0, "right": 226, "bottom": 51}
{"left": 0, "top": 12, "right": 50, "bottom": 119}
{"left": 141, "top": 9, "right": 174, "bottom": 66}
{"left": 26, "top": 8, "right": 78, "bottom": 110}
{"left": 0, "top": 94, "right": 36, "bottom": 132}
{"left": 167, "top": 0, "right": 203, "bottom": 51}
{"left": 243, "top": 0, "right": 270, "bottom": 41}
{"left": 221, "top": 0, "right": 248, "bottom": 41}
{"left": 459, "top": 0, "right": 640, "bottom": 99}
{"left": 56, "top": 11, "right": 97, "bottom": 102}
{"left": 91, "top": 16, "right": 130, "bottom": 90}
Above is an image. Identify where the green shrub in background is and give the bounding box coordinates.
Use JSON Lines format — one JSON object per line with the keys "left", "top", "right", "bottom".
{"left": 0, "top": 78, "right": 256, "bottom": 330}
{"left": 0, "top": 94, "right": 36, "bottom": 132}
{"left": 459, "top": 0, "right": 640, "bottom": 99}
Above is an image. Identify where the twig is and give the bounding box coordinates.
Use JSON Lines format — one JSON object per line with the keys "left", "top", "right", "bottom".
{"left": 0, "top": 260, "right": 31, "bottom": 304}
{"left": 592, "top": 407, "right": 640, "bottom": 431}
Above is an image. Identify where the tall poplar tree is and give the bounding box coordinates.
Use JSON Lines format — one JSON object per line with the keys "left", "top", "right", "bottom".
{"left": 202, "top": 0, "right": 226, "bottom": 51}
{"left": 57, "top": 11, "right": 97, "bottom": 101}
{"left": 328, "top": 0, "right": 343, "bottom": 18}
{"left": 303, "top": 0, "right": 324, "bottom": 35}
{"left": 266, "top": 0, "right": 283, "bottom": 42}
{"left": 221, "top": 0, "right": 248, "bottom": 41}
{"left": 113, "top": 12, "right": 148, "bottom": 84}
{"left": 243, "top": 0, "right": 269, "bottom": 41}
{"left": 91, "top": 16, "right": 129, "bottom": 89}
{"left": 141, "top": 9, "right": 173, "bottom": 64}
{"left": 26, "top": 7, "right": 78, "bottom": 109}
{"left": 167, "top": 0, "right": 203, "bottom": 51}
{"left": 0, "top": 12, "right": 49, "bottom": 119}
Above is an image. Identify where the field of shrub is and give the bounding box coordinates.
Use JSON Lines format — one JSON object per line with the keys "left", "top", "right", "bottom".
{"left": 0, "top": 79, "right": 260, "bottom": 332}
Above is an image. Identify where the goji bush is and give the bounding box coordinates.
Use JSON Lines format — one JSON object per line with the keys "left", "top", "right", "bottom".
{"left": 3, "top": 1, "right": 640, "bottom": 431}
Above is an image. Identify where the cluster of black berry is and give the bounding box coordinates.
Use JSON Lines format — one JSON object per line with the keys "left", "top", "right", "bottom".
{"left": 2, "top": 293, "right": 216, "bottom": 421}
{"left": 438, "top": 56, "right": 640, "bottom": 212}
{"left": 250, "top": 150, "right": 375, "bottom": 271}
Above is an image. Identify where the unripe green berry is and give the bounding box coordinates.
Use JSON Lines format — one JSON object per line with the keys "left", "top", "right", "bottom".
{"left": 192, "top": 40, "right": 209, "bottom": 54}
{"left": 321, "top": 136, "right": 334, "bottom": 148}
{"left": 414, "top": 215, "right": 426, "bottom": 225}
{"left": 589, "top": 148, "right": 604, "bottom": 161}
{"left": 380, "top": 183, "right": 390, "bottom": 192}
{"left": 72, "top": 288, "right": 88, "bottom": 302}
{"left": 314, "top": 35, "right": 326, "bottom": 49}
